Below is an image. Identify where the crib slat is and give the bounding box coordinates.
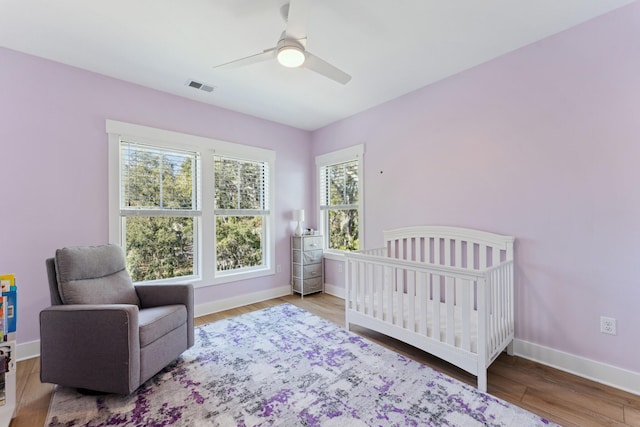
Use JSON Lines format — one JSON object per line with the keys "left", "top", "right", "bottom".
{"left": 410, "top": 237, "right": 417, "bottom": 261}
{"left": 444, "top": 238, "right": 451, "bottom": 266}
{"left": 418, "top": 272, "right": 427, "bottom": 335}
{"left": 480, "top": 245, "right": 487, "bottom": 269}
{"left": 491, "top": 269, "right": 498, "bottom": 350}
{"left": 350, "top": 260, "right": 357, "bottom": 311}
{"left": 407, "top": 270, "right": 416, "bottom": 332}
{"left": 395, "top": 267, "right": 403, "bottom": 327}
{"left": 492, "top": 246, "right": 500, "bottom": 268}
{"left": 376, "top": 264, "right": 384, "bottom": 321}
{"left": 446, "top": 278, "right": 455, "bottom": 345}
{"left": 432, "top": 275, "right": 441, "bottom": 340}
{"left": 385, "top": 265, "right": 393, "bottom": 323}
{"left": 358, "top": 261, "right": 364, "bottom": 314}
{"left": 461, "top": 279, "right": 471, "bottom": 351}
{"left": 500, "top": 267, "right": 507, "bottom": 343}
{"left": 366, "top": 262, "right": 373, "bottom": 316}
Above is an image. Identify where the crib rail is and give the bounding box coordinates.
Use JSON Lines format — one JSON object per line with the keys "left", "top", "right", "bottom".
{"left": 345, "top": 249, "right": 514, "bottom": 378}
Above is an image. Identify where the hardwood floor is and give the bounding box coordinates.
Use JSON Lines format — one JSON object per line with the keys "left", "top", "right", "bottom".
{"left": 12, "top": 293, "right": 640, "bottom": 427}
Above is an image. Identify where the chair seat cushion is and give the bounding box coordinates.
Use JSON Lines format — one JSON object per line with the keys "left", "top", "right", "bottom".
{"left": 138, "top": 305, "right": 187, "bottom": 347}
{"left": 55, "top": 245, "right": 140, "bottom": 306}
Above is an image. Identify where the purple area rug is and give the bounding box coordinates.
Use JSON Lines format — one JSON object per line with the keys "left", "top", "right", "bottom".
{"left": 45, "top": 303, "right": 557, "bottom": 426}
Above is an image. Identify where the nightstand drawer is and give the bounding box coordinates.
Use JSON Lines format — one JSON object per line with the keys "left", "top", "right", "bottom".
{"left": 292, "top": 249, "right": 322, "bottom": 264}
{"left": 303, "top": 236, "right": 322, "bottom": 251}
{"left": 292, "top": 263, "right": 322, "bottom": 279}
{"left": 292, "top": 277, "right": 323, "bottom": 294}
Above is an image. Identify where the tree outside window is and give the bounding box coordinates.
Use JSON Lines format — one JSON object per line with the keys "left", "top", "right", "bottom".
{"left": 120, "top": 143, "right": 199, "bottom": 282}
{"left": 317, "top": 145, "right": 363, "bottom": 252}
{"left": 214, "top": 156, "right": 269, "bottom": 273}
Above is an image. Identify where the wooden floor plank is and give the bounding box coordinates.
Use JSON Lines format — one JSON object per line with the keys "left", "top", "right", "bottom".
{"left": 624, "top": 405, "right": 640, "bottom": 427}
{"left": 523, "top": 388, "right": 628, "bottom": 427}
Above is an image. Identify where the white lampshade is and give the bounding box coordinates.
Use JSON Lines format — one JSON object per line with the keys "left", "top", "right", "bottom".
{"left": 293, "top": 209, "right": 305, "bottom": 222}
{"left": 277, "top": 46, "right": 305, "bottom": 68}
{"left": 293, "top": 209, "right": 305, "bottom": 236}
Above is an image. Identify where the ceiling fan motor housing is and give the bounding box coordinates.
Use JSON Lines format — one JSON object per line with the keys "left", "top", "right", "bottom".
{"left": 277, "top": 37, "right": 305, "bottom": 67}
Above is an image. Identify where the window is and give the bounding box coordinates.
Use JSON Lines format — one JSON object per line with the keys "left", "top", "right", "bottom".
{"left": 119, "top": 142, "right": 200, "bottom": 282}
{"left": 316, "top": 145, "right": 364, "bottom": 252}
{"left": 108, "top": 120, "right": 275, "bottom": 286}
{"left": 214, "top": 156, "right": 270, "bottom": 274}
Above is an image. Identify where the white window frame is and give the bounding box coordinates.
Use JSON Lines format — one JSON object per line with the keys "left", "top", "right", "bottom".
{"left": 213, "top": 154, "right": 272, "bottom": 277}
{"left": 315, "top": 144, "right": 364, "bottom": 259}
{"left": 107, "top": 119, "right": 276, "bottom": 287}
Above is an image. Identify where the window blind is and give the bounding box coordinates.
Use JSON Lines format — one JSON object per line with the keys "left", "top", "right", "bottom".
{"left": 320, "top": 159, "right": 359, "bottom": 209}
{"left": 120, "top": 141, "right": 200, "bottom": 215}
{"left": 214, "top": 156, "right": 270, "bottom": 214}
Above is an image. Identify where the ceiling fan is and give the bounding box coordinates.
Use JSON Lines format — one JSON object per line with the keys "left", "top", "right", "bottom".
{"left": 213, "top": 0, "right": 351, "bottom": 85}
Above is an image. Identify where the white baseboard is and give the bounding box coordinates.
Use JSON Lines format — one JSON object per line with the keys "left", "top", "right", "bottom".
{"left": 193, "top": 285, "right": 291, "bottom": 317}
{"left": 323, "top": 282, "right": 345, "bottom": 299}
{"left": 16, "top": 339, "right": 40, "bottom": 361}
{"left": 513, "top": 339, "right": 640, "bottom": 396}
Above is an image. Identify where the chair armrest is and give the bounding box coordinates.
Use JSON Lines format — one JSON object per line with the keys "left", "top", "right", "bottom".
{"left": 40, "top": 304, "right": 140, "bottom": 394}
{"left": 135, "top": 284, "right": 193, "bottom": 309}
{"left": 135, "top": 284, "right": 194, "bottom": 347}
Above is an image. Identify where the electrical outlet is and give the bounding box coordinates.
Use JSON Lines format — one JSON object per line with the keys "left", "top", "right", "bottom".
{"left": 276, "top": 264, "right": 281, "bottom": 273}
{"left": 600, "top": 316, "right": 617, "bottom": 335}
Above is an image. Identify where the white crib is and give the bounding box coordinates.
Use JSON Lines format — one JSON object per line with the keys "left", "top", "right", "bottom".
{"left": 345, "top": 226, "right": 515, "bottom": 392}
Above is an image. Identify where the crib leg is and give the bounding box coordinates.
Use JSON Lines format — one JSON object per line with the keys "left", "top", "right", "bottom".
{"left": 507, "top": 340, "right": 514, "bottom": 356}
{"left": 478, "top": 371, "right": 488, "bottom": 393}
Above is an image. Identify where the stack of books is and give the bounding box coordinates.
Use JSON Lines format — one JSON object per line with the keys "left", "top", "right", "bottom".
{"left": 0, "top": 275, "right": 16, "bottom": 343}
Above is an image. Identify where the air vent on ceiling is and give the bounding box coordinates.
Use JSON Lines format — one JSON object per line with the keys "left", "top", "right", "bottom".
{"left": 186, "top": 79, "right": 215, "bottom": 93}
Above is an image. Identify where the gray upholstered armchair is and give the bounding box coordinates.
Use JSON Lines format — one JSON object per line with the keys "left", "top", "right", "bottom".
{"left": 40, "top": 244, "right": 194, "bottom": 394}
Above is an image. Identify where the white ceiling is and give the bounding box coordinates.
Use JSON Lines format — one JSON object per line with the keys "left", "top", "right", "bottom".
{"left": 0, "top": 0, "right": 635, "bottom": 130}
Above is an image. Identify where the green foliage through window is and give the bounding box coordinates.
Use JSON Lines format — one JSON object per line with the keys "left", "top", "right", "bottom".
{"left": 329, "top": 209, "right": 358, "bottom": 251}
{"left": 320, "top": 160, "right": 359, "bottom": 251}
{"left": 120, "top": 142, "right": 199, "bottom": 282}
{"left": 125, "top": 217, "right": 194, "bottom": 280}
{"left": 215, "top": 216, "right": 263, "bottom": 271}
{"left": 214, "top": 156, "right": 269, "bottom": 272}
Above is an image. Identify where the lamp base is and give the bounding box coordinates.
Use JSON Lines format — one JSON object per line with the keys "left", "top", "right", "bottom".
{"left": 295, "top": 222, "right": 303, "bottom": 236}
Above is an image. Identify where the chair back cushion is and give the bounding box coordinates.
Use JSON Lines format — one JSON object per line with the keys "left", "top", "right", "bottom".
{"left": 55, "top": 244, "right": 140, "bottom": 306}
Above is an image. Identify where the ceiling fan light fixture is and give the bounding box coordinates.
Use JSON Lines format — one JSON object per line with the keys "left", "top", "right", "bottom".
{"left": 277, "top": 45, "right": 305, "bottom": 68}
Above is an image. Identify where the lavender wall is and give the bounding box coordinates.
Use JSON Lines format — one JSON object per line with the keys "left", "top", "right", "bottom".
{"left": 312, "top": 4, "right": 640, "bottom": 374}
{"left": 0, "top": 47, "right": 311, "bottom": 345}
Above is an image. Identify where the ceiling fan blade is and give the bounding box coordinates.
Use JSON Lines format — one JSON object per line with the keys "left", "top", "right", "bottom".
{"left": 284, "top": 0, "right": 311, "bottom": 40}
{"left": 303, "top": 52, "right": 352, "bottom": 85}
{"left": 214, "top": 48, "right": 276, "bottom": 70}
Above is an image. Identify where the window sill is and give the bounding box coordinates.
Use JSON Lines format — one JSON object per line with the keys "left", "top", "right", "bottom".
{"left": 322, "top": 250, "right": 347, "bottom": 262}
{"left": 212, "top": 266, "right": 275, "bottom": 286}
